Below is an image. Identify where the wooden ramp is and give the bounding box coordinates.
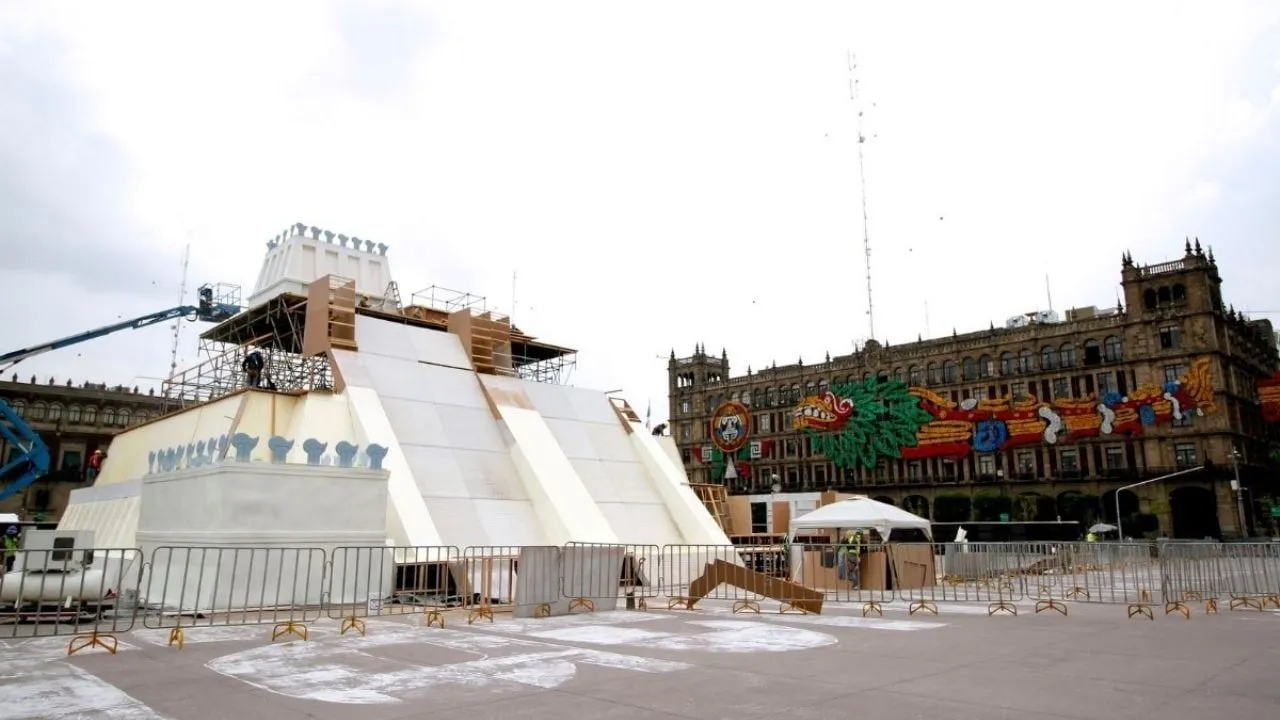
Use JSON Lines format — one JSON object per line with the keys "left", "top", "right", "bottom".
{"left": 682, "top": 559, "right": 824, "bottom": 614}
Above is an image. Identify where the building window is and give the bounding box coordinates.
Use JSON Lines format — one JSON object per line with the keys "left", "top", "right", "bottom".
{"left": 741, "top": 390, "right": 751, "bottom": 406}
{"left": 765, "top": 388, "right": 775, "bottom": 406}
{"left": 48, "top": 404, "right": 63, "bottom": 421}
{"left": 117, "top": 409, "right": 131, "bottom": 426}
{"left": 83, "top": 406, "right": 97, "bottom": 424}
{"left": 1174, "top": 443, "right": 1197, "bottom": 468}
{"left": 1105, "top": 446, "right": 1124, "bottom": 470}
{"left": 927, "top": 363, "right": 941, "bottom": 384}
{"left": 907, "top": 462, "right": 921, "bottom": 481}
{"left": 942, "top": 361, "right": 958, "bottom": 383}
{"left": 1053, "top": 378, "right": 1070, "bottom": 398}
{"left": 30, "top": 403, "right": 46, "bottom": 421}
{"left": 977, "top": 454, "right": 996, "bottom": 477}
{"left": 1041, "top": 346, "right": 1057, "bottom": 370}
{"left": 1164, "top": 365, "right": 1186, "bottom": 385}
{"left": 908, "top": 366, "right": 922, "bottom": 385}
{"left": 978, "top": 355, "right": 993, "bottom": 378}
{"left": 1060, "top": 449, "right": 1080, "bottom": 474}
{"left": 1158, "top": 324, "right": 1181, "bottom": 349}
{"left": 1098, "top": 372, "right": 1116, "bottom": 396}
{"left": 136, "top": 410, "right": 148, "bottom": 423}
{"left": 1018, "top": 350, "right": 1034, "bottom": 373}
{"left": 1104, "top": 336, "right": 1122, "bottom": 362}
{"left": 1171, "top": 283, "right": 1186, "bottom": 303}
{"left": 1059, "top": 343, "right": 1076, "bottom": 368}
{"left": 102, "top": 408, "right": 116, "bottom": 425}
{"left": 1083, "top": 339, "right": 1101, "bottom": 366}
{"left": 1172, "top": 412, "right": 1193, "bottom": 428}
{"left": 1015, "top": 450, "right": 1035, "bottom": 475}
{"left": 68, "top": 405, "right": 82, "bottom": 423}
{"left": 61, "top": 449, "right": 83, "bottom": 472}
{"left": 759, "top": 413, "right": 771, "bottom": 432}
{"left": 680, "top": 423, "right": 691, "bottom": 440}
{"left": 1000, "top": 353, "right": 1015, "bottom": 375}
{"left": 1010, "top": 382, "right": 1026, "bottom": 400}
{"left": 961, "top": 358, "right": 977, "bottom": 381}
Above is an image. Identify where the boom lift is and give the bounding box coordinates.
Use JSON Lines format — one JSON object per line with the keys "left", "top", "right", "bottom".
{"left": 0, "top": 285, "right": 238, "bottom": 503}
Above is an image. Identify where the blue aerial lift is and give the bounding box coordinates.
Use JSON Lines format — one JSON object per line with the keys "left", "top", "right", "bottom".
{"left": 0, "top": 285, "right": 239, "bottom": 503}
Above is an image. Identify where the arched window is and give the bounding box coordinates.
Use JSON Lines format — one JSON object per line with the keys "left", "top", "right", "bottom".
{"left": 30, "top": 403, "right": 46, "bottom": 421}
{"left": 1157, "top": 286, "right": 1171, "bottom": 305}
{"left": 942, "top": 361, "right": 958, "bottom": 383}
{"left": 1104, "top": 336, "right": 1123, "bottom": 362}
{"left": 117, "top": 409, "right": 131, "bottom": 426}
{"left": 1000, "top": 352, "right": 1015, "bottom": 375}
{"left": 1019, "top": 349, "right": 1034, "bottom": 373}
{"left": 1083, "top": 339, "right": 1101, "bottom": 365}
{"left": 892, "top": 367, "right": 904, "bottom": 383}
{"left": 10, "top": 401, "right": 25, "bottom": 418}
{"left": 978, "top": 354, "right": 993, "bottom": 378}
{"left": 1172, "top": 284, "right": 1186, "bottom": 303}
{"left": 68, "top": 405, "right": 82, "bottom": 423}
{"left": 927, "top": 363, "right": 940, "bottom": 384}
{"left": 135, "top": 410, "right": 149, "bottom": 423}
{"left": 908, "top": 366, "right": 922, "bottom": 385}
{"left": 1059, "top": 343, "right": 1076, "bottom": 368}
{"left": 48, "top": 404, "right": 63, "bottom": 421}
{"left": 1143, "top": 289, "right": 1158, "bottom": 310}
{"left": 876, "top": 370, "right": 889, "bottom": 382}
{"left": 101, "top": 408, "right": 115, "bottom": 426}
{"left": 83, "top": 406, "right": 97, "bottom": 424}
{"left": 1041, "top": 346, "right": 1057, "bottom": 370}
{"left": 765, "top": 387, "right": 776, "bottom": 405}
{"left": 806, "top": 382, "right": 816, "bottom": 396}
{"left": 818, "top": 379, "right": 829, "bottom": 394}
{"left": 740, "top": 390, "right": 751, "bottom": 406}
{"left": 961, "top": 357, "right": 978, "bottom": 381}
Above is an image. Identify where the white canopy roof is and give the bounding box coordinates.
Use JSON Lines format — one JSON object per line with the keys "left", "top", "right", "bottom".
{"left": 789, "top": 496, "right": 932, "bottom": 541}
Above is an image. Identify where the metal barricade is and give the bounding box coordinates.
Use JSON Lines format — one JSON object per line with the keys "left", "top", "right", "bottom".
{"left": 459, "top": 545, "right": 561, "bottom": 624}
{"left": 791, "top": 542, "right": 893, "bottom": 616}
{"left": 935, "top": 542, "right": 1026, "bottom": 613}
{"left": 1216, "top": 542, "right": 1280, "bottom": 611}
{"left": 886, "top": 542, "right": 944, "bottom": 616}
{"left": 0, "top": 547, "right": 142, "bottom": 654}
{"left": 325, "top": 546, "right": 459, "bottom": 634}
{"left": 561, "top": 542, "right": 660, "bottom": 612}
{"left": 660, "top": 544, "right": 768, "bottom": 613}
{"left": 140, "top": 546, "right": 326, "bottom": 645}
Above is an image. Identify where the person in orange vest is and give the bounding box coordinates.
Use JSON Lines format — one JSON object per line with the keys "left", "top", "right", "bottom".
{"left": 86, "top": 449, "right": 105, "bottom": 482}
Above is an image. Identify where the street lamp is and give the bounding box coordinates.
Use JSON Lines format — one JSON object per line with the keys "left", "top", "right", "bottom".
{"left": 1115, "top": 465, "right": 1204, "bottom": 541}
{"left": 1230, "top": 448, "right": 1248, "bottom": 538}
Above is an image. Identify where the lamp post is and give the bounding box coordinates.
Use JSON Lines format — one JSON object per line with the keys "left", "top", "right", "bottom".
{"left": 1115, "top": 465, "right": 1204, "bottom": 541}
{"left": 1230, "top": 449, "right": 1248, "bottom": 538}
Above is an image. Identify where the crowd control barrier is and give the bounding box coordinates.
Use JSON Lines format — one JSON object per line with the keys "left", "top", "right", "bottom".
{"left": 325, "top": 546, "right": 459, "bottom": 634}
{"left": 139, "top": 546, "right": 326, "bottom": 647}
{"left": 561, "top": 542, "right": 660, "bottom": 612}
{"left": 0, "top": 547, "right": 142, "bottom": 653}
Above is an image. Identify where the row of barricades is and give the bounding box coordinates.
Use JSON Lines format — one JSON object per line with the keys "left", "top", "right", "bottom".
{"left": 2, "top": 540, "right": 1279, "bottom": 643}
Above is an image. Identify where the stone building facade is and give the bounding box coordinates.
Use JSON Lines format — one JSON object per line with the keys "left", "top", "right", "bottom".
{"left": 669, "top": 243, "right": 1279, "bottom": 538}
{"left": 0, "top": 375, "right": 170, "bottom": 521}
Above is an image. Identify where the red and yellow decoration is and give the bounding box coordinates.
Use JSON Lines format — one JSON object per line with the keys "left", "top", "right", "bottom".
{"left": 1259, "top": 371, "right": 1280, "bottom": 424}
{"left": 709, "top": 400, "right": 751, "bottom": 453}
{"left": 792, "top": 391, "right": 856, "bottom": 431}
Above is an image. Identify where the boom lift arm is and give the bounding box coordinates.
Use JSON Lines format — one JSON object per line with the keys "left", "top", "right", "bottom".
{"left": 0, "top": 286, "right": 238, "bottom": 503}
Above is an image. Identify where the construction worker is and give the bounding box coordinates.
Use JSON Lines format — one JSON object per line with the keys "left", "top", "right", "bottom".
{"left": 838, "top": 529, "right": 864, "bottom": 588}
{"left": 1086, "top": 530, "right": 1097, "bottom": 543}
{"left": 2, "top": 528, "right": 18, "bottom": 572}
{"left": 86, "top": 449, "right": 105, "bottom": 482}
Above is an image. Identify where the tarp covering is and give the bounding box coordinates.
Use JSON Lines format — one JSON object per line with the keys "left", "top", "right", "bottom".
{"left": 789, "top": 496, "right": 932, "bottom": 541}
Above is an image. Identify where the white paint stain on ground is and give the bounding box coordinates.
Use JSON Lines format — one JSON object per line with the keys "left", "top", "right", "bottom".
{"left": 205, "top": 625, "right": 690, "bottom": 705}
{"left": 528, "top": 619, "right": 837, "bottom": 653}
{"left": 750, "top": 612, "right": 947, "bottom": 631}
{"left": 0, "top": 637, "right": 166, "bottom": 720}
{"left": 475, "top": 610, "right": 666, "bottom": 635}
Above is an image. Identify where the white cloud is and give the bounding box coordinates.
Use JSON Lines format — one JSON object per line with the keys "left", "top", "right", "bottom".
{"left": 3, "top": 0, "right": 1280, "bottom": 423}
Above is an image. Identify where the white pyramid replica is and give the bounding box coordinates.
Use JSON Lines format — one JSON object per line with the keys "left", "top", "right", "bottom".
{"left": 58, "top": 225, "right": 729, "bottom": 552}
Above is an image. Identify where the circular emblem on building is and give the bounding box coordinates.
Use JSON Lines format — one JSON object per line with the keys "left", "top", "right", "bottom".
{"left": 710, "top": 401, "right": 751, "bottom": 453}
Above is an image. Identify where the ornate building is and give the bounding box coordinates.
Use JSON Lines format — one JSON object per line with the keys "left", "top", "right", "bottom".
{"left": 0, "top": 375, "right": 171, "bottom": 521}
{"left": 669, "top": 243, "right": 1280, "bottom": 538}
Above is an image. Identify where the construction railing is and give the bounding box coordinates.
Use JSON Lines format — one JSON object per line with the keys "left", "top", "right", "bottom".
{"left": 5, "top": 540, "right": 1280, "bottom": 655}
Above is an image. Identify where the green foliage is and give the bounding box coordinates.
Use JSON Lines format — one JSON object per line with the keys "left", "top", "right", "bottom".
{"left": 805, "top": 378, "right": 935, "bottom": 470}
{"left": 933, "top": 493, "right": 971, "bottom": 522}
{"left": 1013, "top": 493, "right": 1054, "bottom": 522}
{"left": 973, "top": 493, "right": 1012, "bottom": 522}
{"left": 902, "top": 495, "right": 930, "bottom": 518}
{"left": 1058, "top": 492, "right": 1101, "bottom": 526}
{"left": 709, "top": 447, "right": 749, "bottom": 483}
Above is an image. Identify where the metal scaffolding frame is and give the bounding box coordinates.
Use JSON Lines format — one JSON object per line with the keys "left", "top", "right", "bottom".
{"left": 161, "top": 294, "right": 333, "bottom": 408}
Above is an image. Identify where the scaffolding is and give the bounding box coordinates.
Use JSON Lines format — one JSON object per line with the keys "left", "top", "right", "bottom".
{"left": 411, "top": 285, "right": 488, "bottom": 313}
{"left": 161, "top": 293, "right": 333, "bottom": 409}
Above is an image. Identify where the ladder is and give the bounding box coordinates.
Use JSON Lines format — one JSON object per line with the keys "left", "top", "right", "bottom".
{"left": 690, "top": 483, "right": 733, "bottom": 535}
{"left": 381, "top": 281, "right": 403, "bottom": 313}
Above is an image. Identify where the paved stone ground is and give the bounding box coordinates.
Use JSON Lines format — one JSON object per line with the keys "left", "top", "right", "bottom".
{"left": 0, "top": 598, "right": 1276, "bottom": 719}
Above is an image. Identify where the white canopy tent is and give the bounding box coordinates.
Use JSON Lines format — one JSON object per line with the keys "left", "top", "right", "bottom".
{"left": 788, "top": 496, "right": 932, "bottom": 542}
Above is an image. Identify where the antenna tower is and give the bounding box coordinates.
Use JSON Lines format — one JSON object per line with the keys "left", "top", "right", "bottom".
{"left": 168, "top": 243, "right": 191, "bottom": 379}
{"left": 849, "top": 51, "right": 875, "bottom": 341}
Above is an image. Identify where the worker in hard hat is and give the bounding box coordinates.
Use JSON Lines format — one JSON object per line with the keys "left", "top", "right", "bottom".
{"left": 837, "top": 529, "right": 864, "bottom": 589}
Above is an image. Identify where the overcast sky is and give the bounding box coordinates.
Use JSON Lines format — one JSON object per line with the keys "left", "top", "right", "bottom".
{"left": 2, "top": 0, "right": 1278, "bottom": 423}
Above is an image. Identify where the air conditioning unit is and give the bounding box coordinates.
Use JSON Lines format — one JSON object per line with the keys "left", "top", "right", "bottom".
{"left": 18, "top": 530, "right": 96, "bottom": 572}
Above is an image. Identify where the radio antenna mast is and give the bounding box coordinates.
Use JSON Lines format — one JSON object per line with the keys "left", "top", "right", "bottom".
{"left": 168, "top": 243, "right": 191, "bottom": 379}
{"left": 849, "top": 51, "right": 875, "bottom": 341}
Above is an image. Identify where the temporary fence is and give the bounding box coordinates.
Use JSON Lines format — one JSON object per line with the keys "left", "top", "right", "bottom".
{"left": 325, "top": 545, "right": 459, "bottom": 635}
{"left": 5, "top": 539, "right": 1280, "bottom": 656}
{"left": 561, "top": 542, "right": 661, "bottom": 612}
{"left": 0, "top": 547, "right": 142, "bottom": 653}
{"left": 139, "top": 546, "right": 326, "bottom": 647}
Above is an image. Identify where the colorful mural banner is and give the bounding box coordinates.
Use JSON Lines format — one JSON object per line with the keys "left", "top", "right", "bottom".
{"left": 709, "top": 400, "right": 751, "bottom": 453}
{"left": 1259, "top": 371, "right": 1280, "bottom": 424}
{"left": 790, "top": 356, "right": 1218, "bottom": 470}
